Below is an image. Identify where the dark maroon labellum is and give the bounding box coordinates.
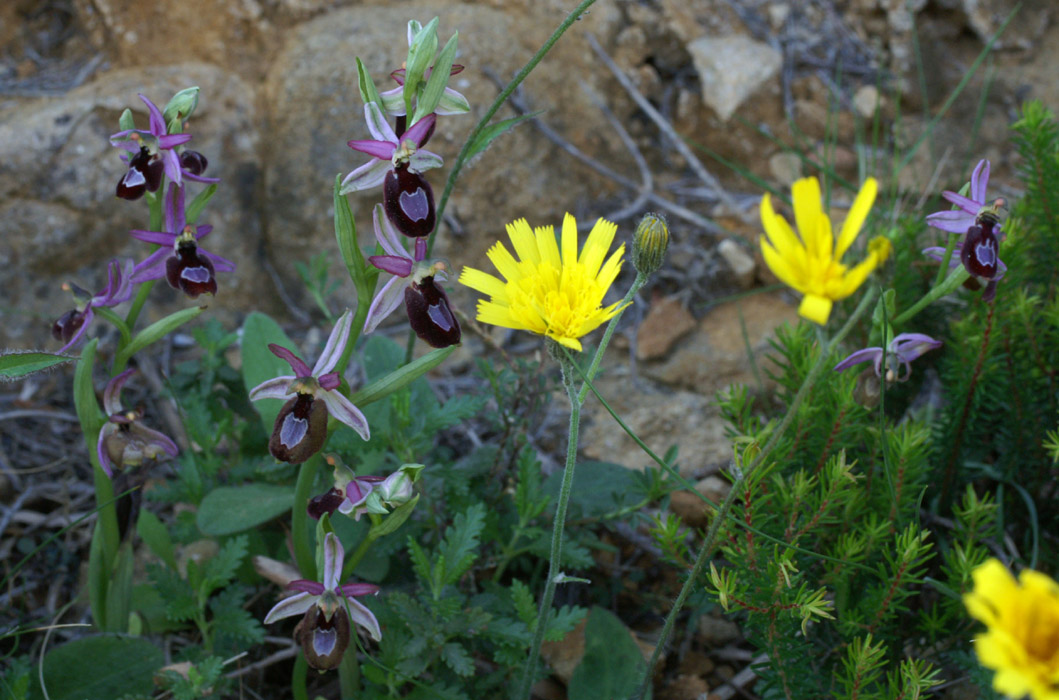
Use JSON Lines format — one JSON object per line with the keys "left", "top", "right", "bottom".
{"left": 269, "top": 393, "right": 329, "bottom": 464}
{"left": 52, "top": 309, "right": 86, "bottom": 343}
{"left": 116, "top": 147, "right": 164, "bottom": 199}
{"left": 294, "top": 606, "right": 350, "bottom": 670}
{"left": 405, "top": 275, "right": 461, "bottom": 348}
{"left": 180, "top": 150, "right": 208, "bottom": 176}
{"left": 383, "top": 166, "right": 436, "bottom": 238}
{"left": 960, "top": 224, "right": 999, "bottom": 279}
{"left": 307, "top": 487, "right": 346, "bottom": 520}
{"left": 166, "top": 243, "right": 218, "bottom": 298}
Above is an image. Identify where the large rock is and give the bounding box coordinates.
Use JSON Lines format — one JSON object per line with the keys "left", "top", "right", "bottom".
{"left": 687, "top": 35, "right": 782, "bottom": 122}
{"left": 261, "top": 1, "right": 625, "bottom": 308}
{"left": 642, "top": 291, "right": 800, "bottom": 395}
{"left": 0, "top": 64, "right": 270, "bottom": 348}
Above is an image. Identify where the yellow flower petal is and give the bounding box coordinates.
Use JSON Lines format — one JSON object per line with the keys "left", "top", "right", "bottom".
{"left": 798, "top": 293, "right": 833, "bottom": 325}
{"left": 460, "top": 213, "right": 627, "bottom": 349}
{"left": 791, "top": 177, "right": 825, "bottom": 259}
{"left": 459, "top": 266, "right": 508, "bottom": 301}
{"left": 834, "top": 177, "right": 878, "bottom": 261}
{"left": 760, "top": 239, "right": 804, "bottom": 293}
{"left": 506, "top": 218, "right": 540, "bottom": 266}
{"left": 485, "top": 241, "right": 523, "bottom": 283}
{"left": 760, "top": 194, "right": 807, "bottom": 272}
{"left": 580, "top": 217, "right": 617, "bottom": 278}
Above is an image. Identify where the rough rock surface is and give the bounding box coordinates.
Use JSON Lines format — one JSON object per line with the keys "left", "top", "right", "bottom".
{"left": 687, "top": 35, "right": 782, "bottom": 122}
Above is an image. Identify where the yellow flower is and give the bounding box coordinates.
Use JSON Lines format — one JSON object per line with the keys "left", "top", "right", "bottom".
{"left": 760, "top": 176, "right": 887, "bottom": 325}
{"left": 964, "top": 558, "right": 1059, "bottom": 700}
{"left": 459, "top": 213, "right": 628, "bottom": 351}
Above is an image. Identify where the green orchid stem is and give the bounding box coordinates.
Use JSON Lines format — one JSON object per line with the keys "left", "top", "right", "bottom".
{"left": 123, "top": 279, "right": 157, "bottom": 340}
{"left": 292, "top": 455, "right": 322, "bottom": 580}
{"left": 292, "top": 653, "right": 309, "bottom": 700}
{"left": 632, "top": 289, "right": 876, "bottom": 700}
{"left": 426, "top": 0, "right": 599, "bottom": 259}
{"left": 933, "top": 233, "right": 960, "bottom": 288}
{"left": 338, "top": 646, "right": 360, "bottom": 698}
{"left": 336, "top": 289, "right": 372, "bottom": 378}
{"left": 342, "top": 530, "right": 377, "bottom": 580}
{"left": 516, "top": 354, "right": 582, "bottom": 700}
{"left": 94, "top": 307, "right": 132, "bottom": 348}
{"left": 893, "top": 265, "right": 970, "bottom": 326}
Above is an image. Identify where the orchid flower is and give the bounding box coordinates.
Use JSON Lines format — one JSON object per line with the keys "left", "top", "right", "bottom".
{"left": 308, "top": 458, "right": 424, "bottom": 520}
{"left": 53, "top": 259, "right": 135, "bottom": 353}
{"left": 340, "top": 103, "right": 441, "bottom": 194}
{"left": 263, "top": 532, "right": 381, "bottom": 670}
{"left": 925, "top": 159, "right": 997, "bottom": 234}
{"left": 833, "top": 333, "right": 943, "bottom": 382}
{"left": 110, "top": 94, "right": 217, "bottom": 199}
{"left": 130, "top": 184, "right": 235, "bottom": 298}
{"left": 363, "top": 205, "right": 460, "bottom": 347}
{"left": 96, "top": 369, "right": 179, "bottom": 477}
{"left": 249, "top": 310, "right": 370, "bottom": 463}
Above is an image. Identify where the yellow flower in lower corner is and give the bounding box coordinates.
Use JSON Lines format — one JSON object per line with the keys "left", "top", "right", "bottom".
{"left": 459, "top": 213, "right": 628, "bottom": 351}
{"left": 964, "top": 558, "right": 1059, "bottom": 700}
{"left": 760, "top": 176, "right": 890, "bottom": 325}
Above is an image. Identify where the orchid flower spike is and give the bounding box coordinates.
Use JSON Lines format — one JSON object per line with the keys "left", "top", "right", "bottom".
{"left": 53, "top": 259, "right": 135, "bottom": 353}
{"left": 833, "top": 332, "right": 943, "bottom": 382}
{"left": 363, "top": 205, "right": 460, "bottom": 347}
{"left": 96, "top": 369, "right": 179, "bottom": 477}
{"left": 111, "top": 93, "right": 217, "bottom": 199}
{"left": 248, "top": 310, "right": 370, "bottom": 463}
{"left": 129, "top": 183, "right": 235, "bottom": 298}
{"left": 263, "top": 532, "right": 381, "bottom": 670}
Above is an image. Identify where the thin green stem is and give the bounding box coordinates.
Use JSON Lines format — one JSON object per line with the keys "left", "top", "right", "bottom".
{"left": 292, "top": 455, "right": 321, "bottom": 580}
{"left": 577, "top": 272, "right": 645, "bottom": 404}
{"left": 426, "top": 0, "right": 599, "bottom": 258}
{"left": 341, "top": 529, "right": 377, "bottom": 580}
{"left": 292, "top": 654, "right": 309, "bottom": 700}
{"left": 632, "top": 289, "right": 876, "bottom": 700}
{"left": 94, "top": 307, "right": 132, "bottom": 348}
{"left": 122, "top": 280, "right": 156, "bottom": 340}
{"left": 933, "top": 233, "right": 960, "bottom": 288}
{"left": 893, "top": 266, "right": 969, "bottom": 326}
{"left": 516, "top": 361, "right": 581, "bottom": 700}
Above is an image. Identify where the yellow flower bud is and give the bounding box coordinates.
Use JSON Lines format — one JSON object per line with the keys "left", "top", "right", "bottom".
{"left": 632, "top": 212, "right": 669, "bottom": 276}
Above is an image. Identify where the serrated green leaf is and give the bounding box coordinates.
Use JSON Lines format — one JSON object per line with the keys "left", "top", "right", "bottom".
{"left": 351, "top": 344, "right": 457, "bottom": 407}
{"left": 545, "top": 605, "right": 587, "bottom": 642}
{"left": 568, "top": 607, "right": 645, "bottom": 700}
{"left": 407, "top": 537, "right": 432, "bottom": 588}
{"left": 241, "top": 312, "right": 299, "bottom": 430}
{"left": 202, "top": 535, "right": 248, "bottom": 594}
{"left": 114, "top": 306, "right": 204, "bottom": 370}
{"left": 148, "top": 564, "right": 197, "bottom": 622}
{"left": 137, "top": 510, "right": 177, "bottom": 570}
{"left": 0, "top": 351, "right": 73, "bottom": 381}
{"left": 197, "top": 484, "right": 293, "bottom": 536}
{"left": 440, "top": 642, "right": 474, "bottom": 677}
{"left": 465, "top": 112, "right": 542, "bottom": 163}
{"left": 209, "top": 586, "right": 265, "bottom": 645}
{"left": 510, "top": 579, "right": 536, "bottom": 627}
{"left": 439, "top": 503, "right": 486, "bottom": 587}
{"left": 28, "top": 636, "right": 163, "bottom": 700}
{"left": 413, "top": 32, "right": 458, "bottom": 124}
{"left": 185, "top": 183, "right": 217, "bottom": 224}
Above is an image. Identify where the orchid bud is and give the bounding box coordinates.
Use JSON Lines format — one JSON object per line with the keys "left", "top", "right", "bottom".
{"left": 377, "top": 463, "right": 424, "bottom": 507}
{"left": 632, "top": 212, "right": 669, "bottom": 276}
{"left": 163, "top": 87, "right": 200, "bottom": 125}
